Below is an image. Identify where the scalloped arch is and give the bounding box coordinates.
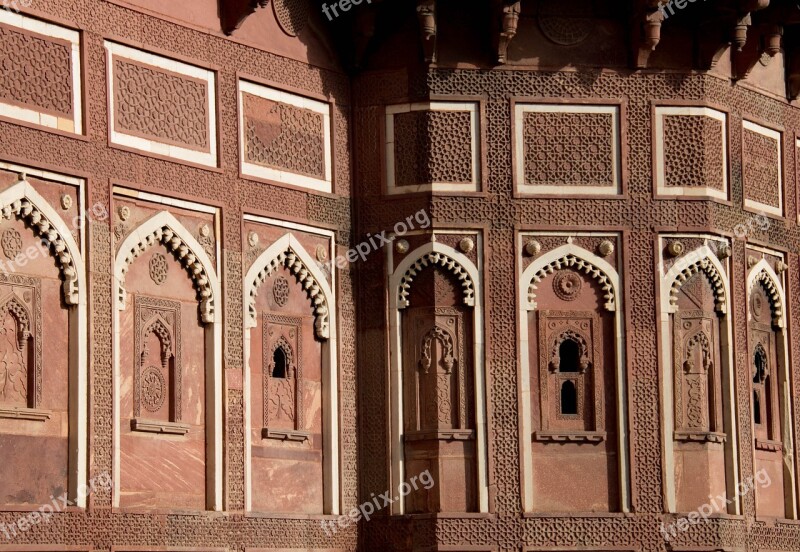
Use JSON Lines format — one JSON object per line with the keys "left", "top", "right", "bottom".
{"left": 668, "top": 255, "right": 727, "bottom": 314}
{"left": 397, "top": 251, "right": 475, "bottom": 309}
{"left": 0, "top": 180, "right": 84, "bottom": 305}
{"left": 244, "top": 234, "right": 331, "bottom": 340}
{"left": 748, "top": 259, "right": 784, "bottom": 328}
{"left": 527, "top": 251, "right": 615, "bottom": 312}
{"left": 115, "top": 211, "right": 219, "bottom": 324}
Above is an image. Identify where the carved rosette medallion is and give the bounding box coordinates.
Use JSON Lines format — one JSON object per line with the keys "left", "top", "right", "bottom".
{"left": 141, "top": 366, "right": 165, "bottom": 412}
{"left": 553, "top": 270, "right": 582, "bottom": 301}
{"left": 1, "top": 229, "right": 23, "bottom": 260}
{"left": 149, "top": 253, "right": 169, "bottom": 285}
{"left": 273, "top": 276, "right": 290, "bottom": 307}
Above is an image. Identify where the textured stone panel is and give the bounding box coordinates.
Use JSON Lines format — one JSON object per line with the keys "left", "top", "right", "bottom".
{"left": 523, "top": 111, "right": 615, "bottom": 187}
{"left": 743, "top": 126, "right": 781, "bottom": 208}
{"left": 113, "top": 58, "right": 210, "bottom": 151}
{"left": 663, "top": 115, "right": 725, "bottom": 190}
{"left": 244, "top": 92, "right": 325, "bottom": 179}
{"left": 393, "top": 110, "right": 473, "bottom": 185}
{"left": 0, "top": 23, "right": 73, "bottom": 117}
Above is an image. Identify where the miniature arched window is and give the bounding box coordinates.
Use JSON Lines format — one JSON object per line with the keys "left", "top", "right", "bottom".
{"left": 752, "top": 344, "right": 767, "bottom": 427}
{"left": 559, "top": 340, "right": 581, "bottom": 373}
{"left": 560, "top": 380, "right": 578, "bottom": 415}
{"left": 272, "top": 347, "right": 288, "bottom": 379}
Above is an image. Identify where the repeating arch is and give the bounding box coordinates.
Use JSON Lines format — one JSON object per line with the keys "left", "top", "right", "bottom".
{"left": 397, "top": 251, "right": 475, "bottom": 309}
{"left": 0, "top": 180, "right": 85, "bottom": 305}
{"left": 747, "top": 259, "right": 785, "bottom": 328}
{"left": 244, "top": 233, "right": 331, "bottom": 340}
{"left": 114, "top": 211, "right": 218, "bottom": 323}
{"left": 665, "top": 248, "right": 727, "bottom": 314}
{"left": 523, "top": 243, "right": 618, "bottom": 312}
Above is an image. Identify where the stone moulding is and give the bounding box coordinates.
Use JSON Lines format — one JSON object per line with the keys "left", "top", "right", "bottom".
{"left": 668, "top": 256, "right": 727, "bottom": 314}
{"left": 673, "top": 430, "right": 727, "bottom": 443}
{"left": 397, "top": 251, "right": 476, "bottom": 309}
{"left": 532, "top": 430, "right": 606, "bottom": 443}
{"left": 404, "top": 429, "right": 475, "bottom": 441}
{"left": 0, "top": 406, "right": 51, "bottom": 421}
{"left": 247, "top": 248, "right": 330, "bottom": 339}
{"left": 131, "top": 418, "right": 190, "bottom": 435}
{"left": 116, "top": 212, "right": 216, "bottom": 324}
{"left": 261, "top": 428, "right": 310, "bottom": 442}
{"left": 527, "top": 254, "right": 615, "bottom": 311}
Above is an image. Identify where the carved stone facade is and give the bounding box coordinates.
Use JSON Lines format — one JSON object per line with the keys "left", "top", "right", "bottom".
{"left": 5, "top": 0, "right": 800, "bottom": 551}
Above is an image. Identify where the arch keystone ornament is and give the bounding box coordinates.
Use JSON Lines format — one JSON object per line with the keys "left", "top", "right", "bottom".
{"left": 115, "top": 211, "right": 218, "bottom": 324}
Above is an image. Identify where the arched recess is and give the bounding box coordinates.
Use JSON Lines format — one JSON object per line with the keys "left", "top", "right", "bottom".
{"left": 518, "top": 242, "right": 630, "bottom": 513}
{"left": 388, "top": 241, "right": 488, "bottom": 514}
{"left": 242, "top": 232, "right": 339, "bottom": 514}
{"left": 0, "top": 179, "right": 87, "bottom": 507}
{"left": 659, "top": 243, "right": 739, "bottom": 514}
{"left": 746, "top": 258, "right": 797, "bottom": 519}
{"left": 113, "top": 210, "right": 222, "bottom": 510}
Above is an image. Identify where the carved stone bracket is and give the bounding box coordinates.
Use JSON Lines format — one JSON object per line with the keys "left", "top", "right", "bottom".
{"left": 118, "top": 225, "right": 215, "bottom": 324}
{"left": 631, "top": 8, "right": 664, "bottom": 69}
{"left": 221, "top": 0, "right": 269, "bottom": 35}
{"left": 247, "top": 249, "right": 330, "bottom": 339}
{"left": 417, "top": 0, "right": 437, "bottom": 63}
{"left": 398, "top": 252, "right": 476, "bottom": 309}
{"left": 527, "top": 254, "right": 615, "bottom": 311}
{"left": 496, "top": 1, "right": 521, "bottom": 64}
{"left": 533, "top": 430, "right": 606, "bottom": 443}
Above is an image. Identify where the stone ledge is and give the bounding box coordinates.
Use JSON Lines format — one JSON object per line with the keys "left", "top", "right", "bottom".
{"left": 131, "top": 418, "right": 190, "bottom": 435}
{"left": 755, "top": 438, "right": 783, "bottom": 452}
{"left": 261, "top": 428, "right": 310, "bottom": 442}
{"left": 674, "top": 430, "right": 727, "bottom": 443}
{"left": 404, "top": 429, "right": 475, "bottom": 441}
{"left": 0, "top": 407, "right": 51, "bottom": 422}
{"left": 532, "top": 430, "right": 606, "bottom": 443}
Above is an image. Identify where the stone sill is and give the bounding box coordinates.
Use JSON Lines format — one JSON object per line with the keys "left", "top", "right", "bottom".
{"left": 533, "top": 430, "right": 606, "bottom": 442}
{"left": 755, "top": 438, "right": 783, "bottom": 452}
{"left": 261, "top": 428, "right": 310, "bottom": 442}
{"left": 404, "top": 429, "right": 475, "bottom": 441}
{"left": 131, "top": 418, "right": 190, "bottom": 435}
{"left": 0, "top": 407, "right": 52, "bottom": 421}
{"left": 674, "top": 430, "right": 727, "bottom": 443}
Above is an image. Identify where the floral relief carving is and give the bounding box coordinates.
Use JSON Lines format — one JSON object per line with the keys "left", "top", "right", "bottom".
{"left": 552, "top": 269, "right": 582, "bottom": 301}
{"left": 418, "top": 325, "right": 456, "bottom": 374}
{"left": 1, "top": 229, "right": 22, "bottom": 260}
{"left": 272, "top": 276, "right": 290, "bottom": 307}
{"left": 140, "top": 366, "right": 165, "bottom": 412}
{"left": 148, "top": 253, "right": 169, "bottom": 286}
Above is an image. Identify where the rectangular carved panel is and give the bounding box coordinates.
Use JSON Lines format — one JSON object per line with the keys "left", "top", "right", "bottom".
{"left": 134, "top": 295, "right": 181, "bottom": 422}
{"left": 743, "top": 120, "right": 782, "bottom": 215}
{"left": 0, "top": 12, "right": 81, "bottom": 133}
{"left": 663, "top": 113, "right": 725, "bottom": 190}
{"left": 0, "top": 274, "right": 42, "bottom": 411}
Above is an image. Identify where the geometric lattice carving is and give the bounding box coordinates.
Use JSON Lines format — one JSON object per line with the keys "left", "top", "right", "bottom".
{"left": 247, "top": 248, "right": 330, "bottom": 339}
{"left": 398, "top": 252, "right": 476, "bottom": 309}
{"left": 527, "top": 254, "right": 615, "bottom": 311}
{"left": 663, "top": 114, "right": 725, "bottom": 190}
{"left": 743, "top": 124, "right": 781, "bottom": 209}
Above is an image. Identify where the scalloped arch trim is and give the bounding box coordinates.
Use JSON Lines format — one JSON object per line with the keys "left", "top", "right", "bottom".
{"left": 668, "top": 257, "right": 727, "bottom": 314}
{"left": 397, "top": 251, "right": 475, "bottom": 309}
{"left": 527, "top": 254, "right": 615, "bottom": 311}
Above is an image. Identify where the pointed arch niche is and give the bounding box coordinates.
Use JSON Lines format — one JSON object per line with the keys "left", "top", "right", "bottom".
{"left": 0, "top": 175, "right": 87, "bottom": 509}
{"left": 518, "top": 238, "right": 630, "bottom": 513}
{"left": 746, "top": 256, "right": 797, "bottom": 519}
{"left": 113, "top": 208, "right": 222, "bottom": 511}
{"left": 388, "top": 239, "right": 488, "bottom": 515}
{"left": 659, "top": 239, "right": 740, "bottom": 514}
{"left": 242, "top": 229, "right": 340, "bottom": 515}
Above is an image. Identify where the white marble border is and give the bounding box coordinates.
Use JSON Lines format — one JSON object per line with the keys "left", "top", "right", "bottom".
{"left": 385, "top": 101, "right": 480, "bottom": 194}
{"left": 387, "top": 235, "right": 488, "bottom": 514}
{"left": 104, "top": 41, "right": 218, "bottom": 168}
{"left": 514, "top": 104, "right": 621, "bottom": 195}
{"left": 517, "top": 232, "right": 630, "bottom": 513}
{"left": 241, "top": 222, "right": 339, "bottom": 515}
{"left": 239, "top": 80, "right": 332, "bottom": 193}
{"left": 0, "top": 167, "right": 87, "bottom": 508}
{"left": 0, "top": 10, "right": 82, "bottom": 134}
{"left": 743, "top": 120, "right": 783, "bottom": 217}
{"left": 654, "top": 106, "right": 728, "bottom": 200}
